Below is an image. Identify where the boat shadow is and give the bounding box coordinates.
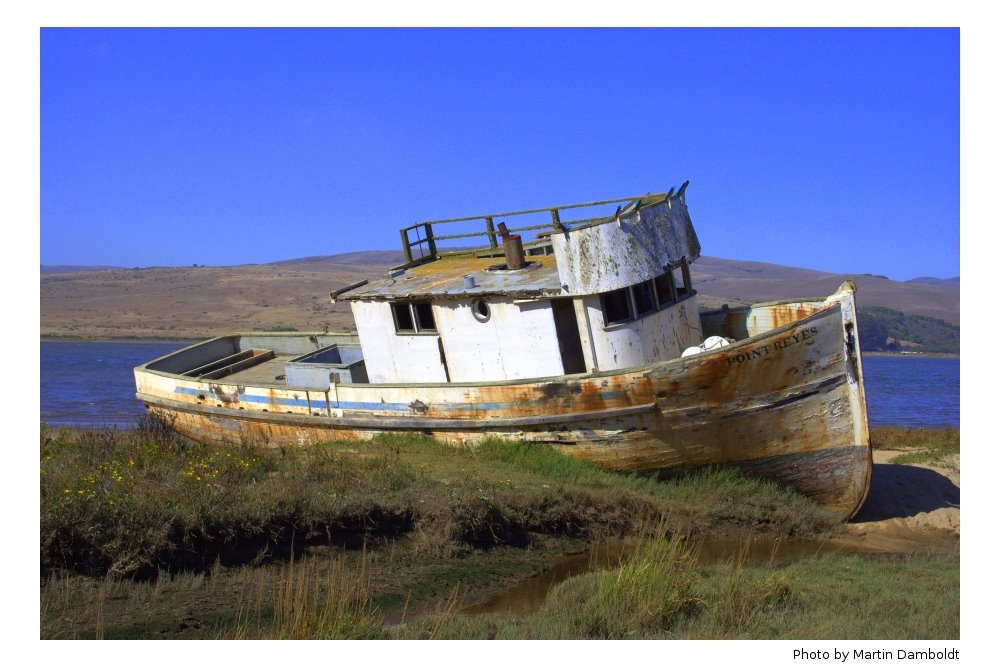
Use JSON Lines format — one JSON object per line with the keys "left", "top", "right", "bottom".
{"left": 851, "top": 463, "right": 960, "bottom": 523}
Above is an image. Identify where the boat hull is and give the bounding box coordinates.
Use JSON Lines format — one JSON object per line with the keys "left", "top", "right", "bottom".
{"left": 135, "top": 284, "right": 871, "bottom": 520}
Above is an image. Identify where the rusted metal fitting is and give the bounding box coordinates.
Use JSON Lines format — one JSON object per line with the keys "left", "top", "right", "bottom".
{"left": 503, "top": 234, "right": 526, "bottom": 270}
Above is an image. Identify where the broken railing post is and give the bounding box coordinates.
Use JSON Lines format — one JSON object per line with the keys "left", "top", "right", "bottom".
{"left": 551, "top": 209, "right": 565, "bottom": 232}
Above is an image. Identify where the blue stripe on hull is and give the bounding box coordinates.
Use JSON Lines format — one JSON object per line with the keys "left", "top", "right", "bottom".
{"left": 172, "top": 384, "right": 627, "bottom": 413}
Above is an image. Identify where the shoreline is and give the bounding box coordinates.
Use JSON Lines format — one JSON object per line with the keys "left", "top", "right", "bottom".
{"left": 41, "top": 337, "right": 200, "bottom": 344}
{"left": 863, "top": 351, "right": 959, "bottom": 359}
{"left": 41, "top": 335, "right": 960, "bottom": 359}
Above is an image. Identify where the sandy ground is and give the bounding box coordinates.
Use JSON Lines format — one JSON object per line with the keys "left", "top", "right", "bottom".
{"left": 843, "top": 450, "right": 960, "bottom": 553}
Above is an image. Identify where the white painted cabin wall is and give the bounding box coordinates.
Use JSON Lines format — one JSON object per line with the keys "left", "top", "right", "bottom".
{"left": 435, "top": 299, "right": 566, "bottom": 382}
{"left": 582, "top": 295, "right": 704, "bottom": 370}
{"left": 350, "top": 301, "right": 448, "bottom": 383}
{"left": 353, "top": 293, "right": 703, "bottom": 382}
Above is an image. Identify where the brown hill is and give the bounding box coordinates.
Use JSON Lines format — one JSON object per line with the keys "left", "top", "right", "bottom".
{"left": 40, "top": 252, "right": 959, "bottom": 340}
{"left": 692, "top": 257, "right": 959, "bottom": 325}
{"left": 905, "top": 276, "right": 960, "bottom": 289}
{"left": 41, "top": 265, "right": 126, "bottom": 274}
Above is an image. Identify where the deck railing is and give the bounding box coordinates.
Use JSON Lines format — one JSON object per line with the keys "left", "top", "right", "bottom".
{"left": 398, "top": 192, "right": 669, "bottom": 266}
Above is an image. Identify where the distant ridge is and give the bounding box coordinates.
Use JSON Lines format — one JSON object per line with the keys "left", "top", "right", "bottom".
{"left": 691, "top": 256, "right": 959, "bottom": 325}
{"left": 41, "top": 250, "right": 960, "bottom": 341}
{"left": 906, "top": 276, "right": 960, "bottom": 289}
{"left": 41, "top": 264, "right": 125, "bottom": 274}
{"left": 267, "top": 250, "right": 404, "bottom": 268}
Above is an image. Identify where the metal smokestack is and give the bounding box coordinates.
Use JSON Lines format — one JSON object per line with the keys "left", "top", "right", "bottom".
{"left": 496, "top": 222, "right": 526, "bottom": 270}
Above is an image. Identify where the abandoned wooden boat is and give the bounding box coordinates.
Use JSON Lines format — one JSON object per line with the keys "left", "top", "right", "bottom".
{"left": 134, "top": 184, "right": 872, "bottom": 520}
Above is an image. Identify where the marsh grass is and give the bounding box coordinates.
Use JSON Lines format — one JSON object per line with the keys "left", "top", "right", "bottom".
{"left": 556, "top": 535, "right": 701, "bottom": 638}
{"left": 407, "top": 585, "right": 468, "bottom": 640}
{"left": 394, "top": 541, "right": 959, "bottom": 640}
{"left": 41, "top": 423, "right": 835, "bottom": 579}
{"left": 40, "top": 422, "right": 867, "bottom": 639}
{"left": 227, "top": 550, "right": 386, "bottom": 639}
{"left": 474, "top": 438, "right": 608, "bottom": 482}
{"left": 871, "top": 426, "right": 959, "bottom": 452}
{"left": 40, "top": 525, "right": 958, "bottom": 640}
{"left": 679, "top": 551, "right": 960, "bottom": 639}
{"left": 41, "top": 424, "right": 960, "bottom": 640}
{"left": 689, "top": 539, "right": 795, "bottom": 637}
{"left": 870, "top": 426, "right": 960, "bottom": 468}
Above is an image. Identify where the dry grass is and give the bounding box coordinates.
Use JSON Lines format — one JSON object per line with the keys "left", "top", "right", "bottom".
{"left": 40, "top": 262, "right": 387, "bottom": 339}
{"left": 226, "top": 550, "right": 386, "bottom": 639}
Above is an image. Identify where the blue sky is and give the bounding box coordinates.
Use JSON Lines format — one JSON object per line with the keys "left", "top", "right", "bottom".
{"left": 40, "top": 27, "right": 959, "bottom": 281}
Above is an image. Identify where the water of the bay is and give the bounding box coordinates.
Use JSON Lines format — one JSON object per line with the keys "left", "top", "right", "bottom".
{"left": 861, "top": 354, "right": 959, "bottom": 429}
{"left": 40, "top": 340, "right": 190, "bottom": 428}
{"left": 39, "top": 341, "right": 959, "bottom": 429}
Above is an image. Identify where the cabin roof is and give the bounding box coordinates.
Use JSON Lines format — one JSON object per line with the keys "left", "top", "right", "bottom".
{"left": 336, "top": 252, "right": 564, "bottom": 301}
{"left": 332, "top": 186, "right": 693, "bottom": 303}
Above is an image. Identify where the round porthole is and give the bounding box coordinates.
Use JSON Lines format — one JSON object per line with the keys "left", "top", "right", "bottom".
{"left": 472, "top": 299, "right": 491, "bottom": 323}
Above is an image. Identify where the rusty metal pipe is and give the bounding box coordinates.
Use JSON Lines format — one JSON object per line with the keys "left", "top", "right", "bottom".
{"left": 503, "top": 234, "right": 526, "bottom": 270}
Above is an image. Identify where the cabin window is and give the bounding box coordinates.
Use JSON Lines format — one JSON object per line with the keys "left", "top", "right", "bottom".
{"left": 654, "top": 271, "right": 676, "bottom": 306}
{"left": 673, "top": 260, "right": 691, "bottom": 299}
{"left": 392, "top": 301, "right": 437, "bottom": 334}
{"left": 600, "top": 259, "right": 695, "bottom": 327}
{"left": 632, "top": 281, "right": 656, "bottom": 317}
{"left": 601, "top": 287, "right": 633, "bottom": 325}
{"left": 653, "top": 259, "right": 692, "bottom": 308}
{"left": 472, "top": 299, "right": 491, "bottom": 323}
{"left": 414, "top": 303, "right": 436, "bottom": 331}
{"left": 392, "top": 303, "right": 415, "bottom": 332}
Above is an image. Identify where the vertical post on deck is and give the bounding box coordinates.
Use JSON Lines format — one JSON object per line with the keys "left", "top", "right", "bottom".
{"left": 329, "top": 374, "right": 343, "bottom": 418}
{"left": 400, "top": 228, "right": 413, "bottom": 264}
{"left": 485, "top": 217, "right": 498, "bottom": 249}
{"left": 424, "top": 223, "right": 437, "bottom": 257}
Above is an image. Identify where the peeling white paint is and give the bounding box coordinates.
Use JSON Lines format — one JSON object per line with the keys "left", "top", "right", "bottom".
{"left": 552, "top": 198, "right": 701, "bottom": 295}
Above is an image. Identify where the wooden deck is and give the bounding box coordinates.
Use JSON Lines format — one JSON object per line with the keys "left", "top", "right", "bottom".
{"left": 223, "top": 355, "right": 296, "bottom": 386}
